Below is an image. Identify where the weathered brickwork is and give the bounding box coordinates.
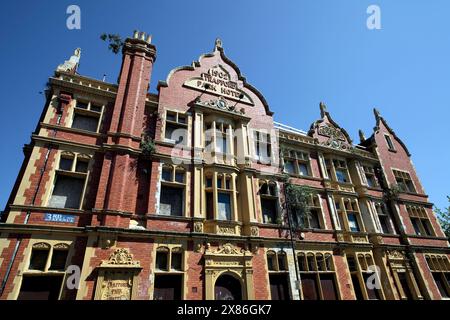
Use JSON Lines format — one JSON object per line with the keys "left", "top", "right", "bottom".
{"left": 0, "top": 31, "right": 448, "bottom": 300}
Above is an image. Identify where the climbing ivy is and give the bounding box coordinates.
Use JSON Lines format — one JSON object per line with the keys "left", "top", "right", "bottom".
{"left": 140, "top": 134, "right": 155, "bottom": 156}
{"left": 285, "top": 183, "right": 313, "bottom": 228}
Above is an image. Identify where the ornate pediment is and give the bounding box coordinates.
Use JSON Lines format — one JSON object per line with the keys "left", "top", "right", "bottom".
{"left": 100, "top": 248, "right": 140, "bottom": 267}
{"left": 206, "top": 242, "right": 249, "bottom": 256}
{"left": 318, "top": 124, "right": 346, "bottom": 141}
{"left": 195, "top": 96, "right": 246, "bottom": 116}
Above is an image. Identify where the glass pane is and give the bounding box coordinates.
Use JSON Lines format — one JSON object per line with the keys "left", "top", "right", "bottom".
{"left": 166, "top": 113, "right": 176, "bottom": 122}
{"left": 29, "top": 249, "right": 49, "bottom": 271}
{"left": 171, "top": 252, "right": 182, "bottom": 271}
{"left": 162, "top": 168, "right": 172, "bottom": 181}
{"left": 76, "top": 101, "right": 88, "bottom": 109}
{"left": 278, "top": 254, "right": 287, "bottom": 271}
{"left": 160, "top": 186, "right": 183, "bottom": 216}
{"left": 284, "top": 161, "right": 296, "bottom": 174}
{"left": 309, "top": 210, "right": 321, "bottom": 229}
{"left": 298, "top": 163, "right": 309, "bottom": 176}
{"left": 90, "top": 104, "right": 102, "bottom": 112}
{"left": 206, "top": 178, "right": 213, "bottom": 188}
{"left": 59, "top": 158, "right": 73, "bottom": 171}
{"left": 175, "top": 171, "right": 184, "bottom": 183}
{"left": 261, "top": 198, "right": 277, "bottom": 224}
{"left": 267, "top": 255, "right": 276, "bottom": 271}
{"left": 49, "top": 250, "right": 68, "bottom": 270}
{"left": 206, "top": 192, "right": 214, "bottom": 220}
{"left": 156, "top": 251, "right": 168, "bottom": 271}
{"left": 48, "top": 175, "right": 85, "bottom": 209}
{"left": 71, "top": 114, "right": 99, "bottom": 132}
{"left": 335, "top": 170, "right": 348, "bottom": 183}
{"left": 347, "top": 213, "right": 360, "bottom": 232}
{"left": 217, "top": 193, "right": 232, "bottom": 220}
{"left": 75, "top": 160, "right": 88, "bottom": 173}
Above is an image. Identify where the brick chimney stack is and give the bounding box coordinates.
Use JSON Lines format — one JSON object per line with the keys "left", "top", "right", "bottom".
{"left": 95, "top": 31, "right": 156, "bottom": 228}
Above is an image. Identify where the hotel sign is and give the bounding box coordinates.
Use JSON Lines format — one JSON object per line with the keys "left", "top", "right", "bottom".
{"left": 184, "top": 65, "right": 254, "bottom": 105}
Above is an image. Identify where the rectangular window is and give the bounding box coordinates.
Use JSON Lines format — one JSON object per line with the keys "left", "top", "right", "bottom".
{"left": 71, "top": 113, "right": 99, "bottom": 132}
{"left": 407, "top": 205, "right": 434, "bottom": 236}
{"left": 153, "top": 275, "right": 182, "bottom": 300}
{"left": 335, "top": 170, "right": 348, "bottom": 183}
{"left": 347, "top": 213, "right": 360, "bottom": 232}
{"left": 375, "top": 203, "right": 393, "bottom": 234}
{"left": 206, "top": 192, "right": 214, "bottom": 220}
{"left": 164, "top": 111, "right": 188, "bottom": 145}
{"left": 269, "top": 274, "right": 291, "bottom": 300}
{"left": 284, "top": 160, "right": 296, "bottom": 174}
{"left": 49, "top": 250, "right": 68, "bottom": 271}
{"left": 253, "top": 130, "right": 271, "bottom": 161}
{"left": 261, "top": 198, "right": 277, "bottom": 224}
{"left": 29, "top": 249, "right": 49, "bottom": 271}
{"left": 48, "top": 174, "right": 85, "bottom": 209}
{"left": 156, "top": 251, "right": 169, "bottom": 271}
{"left": 299, "top": 252, "right": 338, "bottom": 300}
{"left": 160, "top": 186, "right": 183, "bottom": 216}
{"left": 217, "top": 192, "right": 232, "bottom": 220}
{"left": 17, "top": 275, "right": 64, "bottom": 300}
{"left": 393, "top": 170, "right": 416, "bottom": 193}
{"left": 363, "top": 165, "right": 378, "bottom": 188}
{"left": 385, "top": 135, "right": 395, "bottom": 151}
{"left": 171, "top": 252, "right": 182, "bottom": 271}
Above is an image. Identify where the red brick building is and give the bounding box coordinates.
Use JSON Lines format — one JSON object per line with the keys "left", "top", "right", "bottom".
{"left": 0, "top": 31, "right": 448, "bottom": 300}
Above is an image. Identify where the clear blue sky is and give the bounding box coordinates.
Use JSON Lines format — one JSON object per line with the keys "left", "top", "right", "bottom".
{"left": 0, "top": 1, "right": 448, "bottom": 211}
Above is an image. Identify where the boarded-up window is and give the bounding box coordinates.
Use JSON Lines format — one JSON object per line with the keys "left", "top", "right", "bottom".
{"left": 160, "top": 186, "right": 183, "bottom": 216}
{"left": 71, "top": 113, "right": 99, "bottom": 132}
{"left": 320, "top": 273, "right": 338, "bottom": 300}
{"left": 153, "top": 275, "right": 182, "bottom": 300}
{"left": 48, "top": 174, "right": 84, "bottom": 209}
{"left": 269, "top": 274, "right": 291, "bottom": 300}
{"left": 301, "top": 274, "right": 319, "bottom": 300}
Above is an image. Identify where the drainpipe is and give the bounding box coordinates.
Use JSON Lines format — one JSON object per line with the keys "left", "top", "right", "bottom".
{"left": 283, "top": 184, "right": 303, "bottom": 300}
{"left": 0, "top": 98, "right": 62, "bottom": 296}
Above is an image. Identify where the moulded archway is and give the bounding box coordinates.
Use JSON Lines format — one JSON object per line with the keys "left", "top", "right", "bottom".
{"left": 214, "top": 272, "right": 242, "bottom": 300}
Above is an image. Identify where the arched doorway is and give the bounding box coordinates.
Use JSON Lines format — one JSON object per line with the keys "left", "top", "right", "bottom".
{"left": 214, "top": 274, "right": 242, "bottom": 300}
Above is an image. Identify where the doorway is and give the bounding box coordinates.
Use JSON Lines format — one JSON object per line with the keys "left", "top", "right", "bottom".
{"left": 214, "top": 274, "right": 242, "bottom": 300}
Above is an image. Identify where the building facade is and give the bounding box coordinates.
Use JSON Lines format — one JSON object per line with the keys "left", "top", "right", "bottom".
{"left": 0, "top": 31, "right": 449, "bottom": 300}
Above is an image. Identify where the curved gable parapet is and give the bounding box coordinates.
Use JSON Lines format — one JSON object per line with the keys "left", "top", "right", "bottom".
{"left": 157, "top": 40, "right": 273, "bottom": 117}
{"left": 373, "top": 108, "right": 411, "bottom": 156}
{"left": 308, "top": 102, "right": 353, "bottom": 145}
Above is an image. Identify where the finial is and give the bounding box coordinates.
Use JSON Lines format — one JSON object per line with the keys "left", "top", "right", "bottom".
{"left": 358, "top": 129, "right": 366, "bottom": 142}
{"left": 214, "top": 38, "right": 223, "bottom": 51}
{"left": 319, "top": 101, "right": 327, "bottom": 117}
{"left": 373, "top": 108, "right": 381, "bottom": 121}
{"left": 133, "top": 30, "right": 139, "bottom": 39}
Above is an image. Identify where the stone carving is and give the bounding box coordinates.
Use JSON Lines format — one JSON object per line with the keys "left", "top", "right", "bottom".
{"left": 193, "top": 221, "right": 203, "bottom": 233}
{"left": 388, "top": 250, "right": 405, "bottom": 260}
{"left": 215, "top": 243, "right": 243, "bottom": 255}
{"left": 100, "top": 271, "right": 133, "bottom": 300}
{"left": 101, "top": 248, "right": 140, "bottom": 267}
{"left": 32, "top": 242, "right": 50, "bottom": 249}
{"left": 196, "top": 96, "right": 245, "bottom": 115}
{"left": 53, "top": 243, "right": 69, "bottom": 249}
{"left": 57, "top": 48, "right": 81, "bottom": 73}
{"left": 250, "top": 226, "right": 259, "bottom": 237}
{"left": 218, "top": 226, "right": 235, "bottom": 235}
{"left": 318, "top": 124, "right": 346, "bottom": 141}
